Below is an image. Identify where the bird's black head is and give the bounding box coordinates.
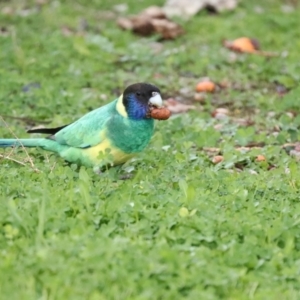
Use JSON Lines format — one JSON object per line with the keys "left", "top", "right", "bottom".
{"left": 122, "top": 83, "right": 162, "bottom": 120}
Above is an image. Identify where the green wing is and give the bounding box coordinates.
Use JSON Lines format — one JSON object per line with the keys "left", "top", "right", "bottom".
{"left": 53, "top": 100, "right": 117, "bottom": 148}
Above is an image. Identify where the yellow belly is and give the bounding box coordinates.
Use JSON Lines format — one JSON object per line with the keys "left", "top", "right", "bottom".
{"left": 83, "top": 138, "right": 134, "bottom": 166}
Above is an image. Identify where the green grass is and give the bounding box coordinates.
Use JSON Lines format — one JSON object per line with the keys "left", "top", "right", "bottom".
{"left": 1, "top": 0, "right": 300, "bottom": 299}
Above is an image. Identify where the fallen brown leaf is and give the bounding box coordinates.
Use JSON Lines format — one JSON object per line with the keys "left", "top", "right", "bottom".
{"left": 232, "top": 118, "right": 254, "bottom": 127}
{"left": 143, "top": 6, "right": 166, "bottom": 18}
{"left": 165, "top": 98, "right": 195, "bottom": 114}
{"left": 131, "top": 16, "right": 155, "bottom": 36}
{"left": 193, "top": 93, "right": 206, "bottom": 102}
{"left": 151, "top": 18, "right": 184, "bottom": 39}
{"left": 211, "top": 107, "right": 229, "bottom": 119}
{"left": 117, "top": 17, "right": 133, "bottom": 30}
{"left": 203, "top": 147, "right": 221, "bottom": 154}
{"left": 117, "top": 6, "right": 184, "bottom": 40}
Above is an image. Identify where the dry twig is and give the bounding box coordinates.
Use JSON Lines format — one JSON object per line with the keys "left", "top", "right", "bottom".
{"left": 0, "top": 116, "right": 40, "bottom": 172}
{"left": 0, "top": 154, "right": 27, "bottom": 166}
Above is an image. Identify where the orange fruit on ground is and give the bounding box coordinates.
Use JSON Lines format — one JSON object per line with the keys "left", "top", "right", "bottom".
{"left": 255, "top": 155, "right": 266, "bottom": 162}
{"left": 196, "top": 81, "right": 216, "bottom": 93}
{"left": 225, "top": 37, "right": 259, "bottom": 53}
{"left": 212, "top": 155, "right": 224, "bottom": 164}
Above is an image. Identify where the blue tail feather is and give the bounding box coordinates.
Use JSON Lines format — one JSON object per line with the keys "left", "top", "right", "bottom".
{"left": 0, "top": 138, "right": 42, "bottom": 148}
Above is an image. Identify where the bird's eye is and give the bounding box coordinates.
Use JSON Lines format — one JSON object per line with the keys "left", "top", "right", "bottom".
{"left": 136, "top": 92, "right": 141, "bottom": 96}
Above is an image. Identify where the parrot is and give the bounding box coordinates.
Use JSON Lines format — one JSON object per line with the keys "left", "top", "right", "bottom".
{"left": 0, "top": 82, "right": 169, "bottom": 170}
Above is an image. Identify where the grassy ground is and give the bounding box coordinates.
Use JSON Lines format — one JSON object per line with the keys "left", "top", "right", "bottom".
{"left": 1, "top": 0, "right": 300, "bottom": 299}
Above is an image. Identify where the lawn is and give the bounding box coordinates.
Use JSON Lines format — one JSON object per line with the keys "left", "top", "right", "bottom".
{"left": 1, "top": 0, "right": 300, "bottom": 299}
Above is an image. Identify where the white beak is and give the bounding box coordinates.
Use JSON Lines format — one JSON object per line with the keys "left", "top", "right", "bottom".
{"left": 149, "top": 92, "right": 163, "bottom": 108}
